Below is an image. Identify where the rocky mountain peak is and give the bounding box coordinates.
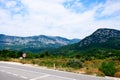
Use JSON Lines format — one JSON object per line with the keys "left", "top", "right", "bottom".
{"left": 92, "top": 28, "right": 120, "bottom": 37}
{"left": 79, "top": 28, "right": 120, "bottom": 46}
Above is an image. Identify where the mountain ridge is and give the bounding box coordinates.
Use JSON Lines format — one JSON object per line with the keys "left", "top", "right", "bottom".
{"left": 79, "top": 28, "right": 120, "bottom": 47}
{"left": 0, "top": 34, "right": 80, "bottom": 52}
{"left": 55, "top": 28, "right": 120, "bottom": 57}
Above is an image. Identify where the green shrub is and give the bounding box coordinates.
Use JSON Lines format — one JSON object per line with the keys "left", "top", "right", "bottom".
{"left": 39, "top": 61, "right": 54, "bottom": 67}
{"left": 66, "top": 59, "right": 82, "bottom": 69}
{"left": 99, "top": 61, "right": 116, "bottom": 76}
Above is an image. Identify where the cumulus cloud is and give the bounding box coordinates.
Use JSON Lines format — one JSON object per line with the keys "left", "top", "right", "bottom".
{"left": 0, "top": 0, "right": 120, "bottom": 39}
{"left": 101, "top": 0, "right": 120, "bottom": 16}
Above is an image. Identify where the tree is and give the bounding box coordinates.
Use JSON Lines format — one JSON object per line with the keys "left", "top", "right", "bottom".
{"left": 99, "top": 61, "right": 116, "bottom": 76}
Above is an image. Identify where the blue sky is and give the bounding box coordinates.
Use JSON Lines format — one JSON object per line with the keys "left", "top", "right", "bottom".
{"left": 63, "top": 0, "right": 105, "bottom": 13}
{"left": 0, "top": 0, "right": 120, "bottom": 39}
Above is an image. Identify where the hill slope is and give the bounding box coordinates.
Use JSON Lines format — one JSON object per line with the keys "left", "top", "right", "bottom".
{"left": 56, "top": 28, "right": 120, "bottom": 58}
{"left": 79, "top": 28, "right": 120, "bottom": 47}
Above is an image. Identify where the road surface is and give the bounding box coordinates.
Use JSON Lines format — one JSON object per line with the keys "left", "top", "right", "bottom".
{"left": 0, "top": 61, "right": 119, "bottom": 80}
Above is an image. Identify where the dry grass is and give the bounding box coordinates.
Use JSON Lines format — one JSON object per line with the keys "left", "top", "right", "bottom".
{"left": 4, "top": 58, "right": 120, "bottom": 78}
{"left": 85, "top": 68, "right": 105, "bottom": 76}
{"left": 9, "top": 58, "right": 21, "bottom": 63}
{"left": 114, "top": 72, "right": 120, "bottom": 77}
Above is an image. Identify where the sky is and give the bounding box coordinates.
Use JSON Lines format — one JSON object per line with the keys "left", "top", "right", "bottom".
{"left": 0, "top": 0, "right": 120, "bottom": 39}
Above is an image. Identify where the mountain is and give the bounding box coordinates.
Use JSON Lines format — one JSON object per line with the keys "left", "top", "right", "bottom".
{"left": 0, "top": 34, "right": 80, "bottom": 52}
{"left": 79, "top": 28, "right": 120, "bottom": 47}
{"left": 56, "top": 28, "right": 120, "bottom": 58}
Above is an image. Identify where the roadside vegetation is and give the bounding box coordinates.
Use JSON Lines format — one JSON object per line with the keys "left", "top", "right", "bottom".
{"left": 0, "top": 49, "right": 120, "bottom": 78}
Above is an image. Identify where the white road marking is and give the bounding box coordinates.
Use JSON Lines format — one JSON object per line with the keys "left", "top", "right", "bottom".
{"left": 6, "top": 72, "right": 13, "bottom": 74}
{"left": 20, "top": 76, "right": 28, "bottom": 79}
{"left": 0, "top": 66, "right": 28, "bottom": 79}
{"left": 30, "top": 74, "right": 50, "bottom": 80}
{"left": 0, "top": 66, "right": 46, "bottom": 75}
{"left": 12, "top": 73, "right": 18, "bottom": 76}
{"left": 0, "top": 66, "right": 76, "bottom": 80}
{"left": 1, "top": 62, "right": 119, "bottom": 80}
{"left": 2, "top": 71, "right": 28, "bottom": 79}
{"left": 51, "top": 75, "right": 77, "bottom": 80}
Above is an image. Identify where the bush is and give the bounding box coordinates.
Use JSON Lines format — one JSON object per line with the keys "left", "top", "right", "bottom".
{"left": 66, "top": 59, "right": 82, "bottom": 69}
{"left": 86, "top": 68, "right": 105, "bottom": 76}
{"left": 99, "top": 61, "right": 116, "bottom": 76}
{"left": 31, "top": 59, "right": 40, "bottom": 64}
{"left": 39, "top": 61, "right": 54, "bottom": 67}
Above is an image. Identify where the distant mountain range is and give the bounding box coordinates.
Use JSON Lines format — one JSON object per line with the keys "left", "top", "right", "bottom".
{"left": 0, "top": 34, "right": 80, "bottom": 52}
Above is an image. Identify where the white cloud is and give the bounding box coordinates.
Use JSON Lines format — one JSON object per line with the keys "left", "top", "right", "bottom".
{"left": 101, "top": 0, "right": 120, "bottom": 16}
{"left": 6, "top": 0, "right": 17, "bottom": 8}
{"left": 0, "top": 0, "right": 120, "bottom": 39}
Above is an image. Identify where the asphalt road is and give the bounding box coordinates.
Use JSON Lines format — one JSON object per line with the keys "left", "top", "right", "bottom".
{"left": 0, "top": 62, "right": 119, "bottom": 80}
